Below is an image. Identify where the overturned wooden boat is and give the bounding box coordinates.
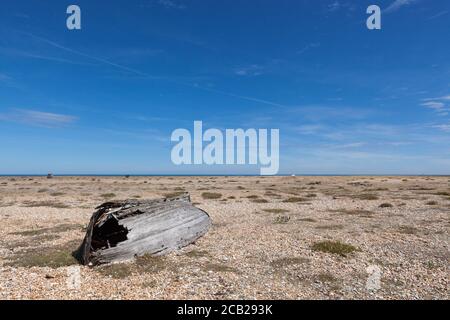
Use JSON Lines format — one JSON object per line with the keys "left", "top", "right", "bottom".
{"left": 76, "top": 193, "right": 211, "bottom": 265}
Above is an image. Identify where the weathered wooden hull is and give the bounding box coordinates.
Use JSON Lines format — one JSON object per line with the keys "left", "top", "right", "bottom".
{"left": 76, "top": 193, "right": 211, "bottom": 265}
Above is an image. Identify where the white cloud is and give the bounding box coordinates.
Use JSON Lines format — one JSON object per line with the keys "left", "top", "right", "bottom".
{"left": 421, "top": 95, "right": 450, "bottom": 116}
{"left": 234, "top": 64, "right": 264, "bottom": 77}
{"left": 431, "top": 124, "right": 450, "bottom": 132}
{"left": 423, "top": 95, "right": 450, "bottom": 101}
{"left": 421, "top": 101, "right": 445, "bottom": 110}
{"left": 326, "top": 1, "right": 355, "bottom": 13}
{"left": 327, "top": 1, "right": 341, "bottom": 12}
{"left": 157, "top": 0, "right": 185, "bottom": 10}
{"left": 428, "top": 10, "right": 449, "bottom": 20}
{"left": 385, "top": 0, "right": 419, "bottom": 13}
{"left": 331, "top": 142, "right": 367, "bottom": 149}
{"left": 0, "top": 109, "right": 78, "bottom": 127}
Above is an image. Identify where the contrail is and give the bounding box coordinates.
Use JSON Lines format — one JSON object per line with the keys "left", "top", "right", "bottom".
{"left": 20, "top": 31, "right": 288, "bottom": 108}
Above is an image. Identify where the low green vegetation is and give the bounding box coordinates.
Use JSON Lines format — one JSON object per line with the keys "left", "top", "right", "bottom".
{"left": 50, "top": 192, "right": 65, "bottom": 196}
{"left": 251, "top": 198, "right": 268, "bottom": 203}
{"left": 97, "top": 254, "right": 167, "bottom": 279}
{"left": 315, "top": 224, "right": 344, "bottom": 230}
{"left": 311, "top": 240, "right": 358, "bottom": 257}
{"left": 22, "top": 201, "right": 70, "bottom": 208}
{"left": 201, "top": 192, "right": 222, "bottom": 199}
{"left": 297, "top": 217, "right": 317, "bottom": 222}
{"left": 270, "top": 257, "right": 309, "bottom": 268}
{"left": 97, "top": 263, "right": 133, "bottom": 279}
{"left": 164, "top": 191, "right": 186, "bottom": 198}
{"left": 330, "top": 209, "right": 374, "bottom": 217}
{"left": 5, "top": 240, "right": 80, "bottom": 268}
{"left": 352, "top": 194, "right": 379, "bottom": 200}
{"left": 263, "top": 208, "right": 290, "bottom": 214}
{"left": 10, "top": 224, "right": 83, "bottom": 237}
{"left": 283, "top": 197, "right": 307, "bottom": 203}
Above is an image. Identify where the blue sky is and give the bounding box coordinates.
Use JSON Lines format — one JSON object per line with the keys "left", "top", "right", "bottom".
{"left": 0, "top": 0, "right": 449, "bottom": 175}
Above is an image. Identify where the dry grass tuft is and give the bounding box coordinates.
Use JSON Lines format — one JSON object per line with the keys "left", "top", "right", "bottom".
{"left": 297, "top": 217, "right": 317, "bottom": 222}
{"left": 202, "top": 262, "right": 237, "bottom": 273}
{"left": 251, "top": 198, "right": 269, "bottom": 203}
{"left": 164, "top": 191, "right": 186, "bottom": 198}
{"left": 274, "top": 215, "right": 290, "bottom": 224}
{"left": 330, "top": 209, "right": 374, "bottom": 217}
{"left": 397, "top": 225, "right": 419, "bottom": 234}
{"left": 283, "top": 197, "right": 307, "bottom": 203}
{"left": 22, "top": 201, "right": 70, "bottom": 208}
{"left": 315, "top": 273, "right": 337, "bottom": 283}
{"left": 315, "top": 224, "right": 344, "bottom": 230}
{"left": 263, "top": 208, "right": 290, "bottom": 214}
{"left": 379, "top": 203, "right": 393, "bottom": 208}
{"left": 185, "top": 250, "right": 211, "bottom": 258}
{"left": 352, "top": 194, "right": 379, "bottom": 200}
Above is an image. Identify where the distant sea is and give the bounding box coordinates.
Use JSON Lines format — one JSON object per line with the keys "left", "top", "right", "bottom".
{"left": 0, "top": 174, "right": 449, "bottom": 177}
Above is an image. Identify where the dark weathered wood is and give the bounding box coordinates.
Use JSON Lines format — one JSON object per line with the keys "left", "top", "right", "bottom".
{"left": 75, "top": 193, "right": 211, "bottom": 265}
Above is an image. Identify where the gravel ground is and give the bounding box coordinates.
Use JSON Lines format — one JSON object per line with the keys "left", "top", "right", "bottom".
{"left": 0, "top": 175, "right": 448, "bottom": 300}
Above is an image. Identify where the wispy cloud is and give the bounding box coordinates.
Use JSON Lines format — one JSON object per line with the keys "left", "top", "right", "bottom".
{"left": 0, "top": 109, "right": 78, "bottom": 127}
{"left": 18, "top": 31, "right": 287, "bottom": 108}
{"left": 296, "top": 43, "right": 320, "bottom": 55}
{"left": 327, "top": 1, "right": 341, "bottom": 12}
{"left": 421, "top": 95, "right": 450, "bottom": 116}
{"left": 0, "top": 47, "right": 96, "bottom": 66}
{"left": 427, "top": 10, "right": 449, "bottom": 20}
{"left": 384, "top": 0, "right": 419, "bottom": 14}
{"left": 145, "top": 0, "right": 186, "bottom": 10}
{"left": 20, "top": 32, "right": 151, "bottom": 77}
{"left": 326, "top": 1, "right": 355, "bottom": 13}
{"left": 422, "top": 101, "right": 445, "bottom": 110}
{"left": 431, "top": 124, "right": 450, "bottom": 132}
{"left": 234, "top": 64, "right": 264, "bottom": 76}
{"left": 159, "top": 0, "right": 186, "bottom": 9}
